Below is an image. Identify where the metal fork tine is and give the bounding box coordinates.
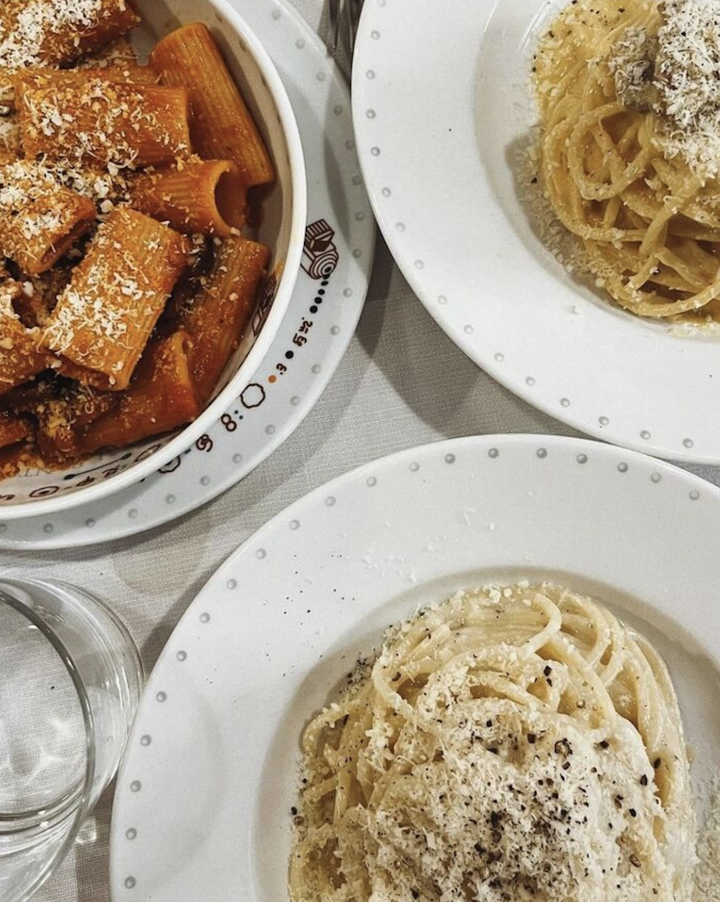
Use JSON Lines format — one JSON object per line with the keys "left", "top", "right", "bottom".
{"left": 345, "top": 0, "right": 355, "bottom": 57}
{"left": 329, "top": 0, "right": 364, "bottom": 60}
{"left": 329, "top": 0, "right": 341, "bottom": 53}
{"left": 346, "top": 0, "right": 364, "bottom": 58}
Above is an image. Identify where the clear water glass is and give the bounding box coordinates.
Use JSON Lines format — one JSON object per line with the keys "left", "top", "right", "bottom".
{"left": 0, "top": 577, "right": 143, "bottom": 902}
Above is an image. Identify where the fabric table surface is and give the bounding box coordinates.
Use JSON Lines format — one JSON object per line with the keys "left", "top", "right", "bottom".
{"left": 3, "top": 2, "right": 720, "bottom": 901}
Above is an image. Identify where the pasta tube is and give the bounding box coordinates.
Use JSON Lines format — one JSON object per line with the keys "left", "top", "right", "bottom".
{"left": 0, "top": 161, "right": 97, "bottom": 275}
{"left": 41, "top": 208, "right": 190, "bottom": 391}
{"left": 77, "top": 35, "right": 139, "bottom": 68}
{"left": 6, "top": 53, "right": 155, "bottom": 109}
{"left": 150, "top": 23, "right": 275, "bottom": 187}
{"left": 0, "top": 1, "right": 140, "bottom": 69}
{"left": 18, "top": 78, "right": 191, "bottom": 168}
{"left": 15, "top": 65, "right": 159, "bottom": 96}
{"left": 128, "top": 159, "right": 246, "bottom": 236}
{"left": 35, "top": 384, "right": 118, "bottom": 462}
{"left": 0, "top": 281, "right": 48, "bottom": 396}
{"left": 0, "top": 410, "right": 31, "bottom": 450}
{"left": 176, "top": 236, "right": 270, "bottom": 401}
{"left": 80, "top": 330, "right": 200, "bottom": 453}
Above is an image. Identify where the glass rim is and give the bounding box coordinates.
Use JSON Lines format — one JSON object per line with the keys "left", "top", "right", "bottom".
{"left": 0, "top": 584, "right": 97, "bottom": 898}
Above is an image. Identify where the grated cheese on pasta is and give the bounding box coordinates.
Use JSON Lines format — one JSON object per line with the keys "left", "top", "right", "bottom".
{"left": 0, "top": 0, "right": 131, "bottom": 70}
{"left": 610, "top": 0, "right": 720, "bottom": 176}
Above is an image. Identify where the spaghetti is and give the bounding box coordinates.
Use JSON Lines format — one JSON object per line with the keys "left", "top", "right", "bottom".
{"left": 289, "top": 583, "right": 696, "bottom": 902}
{"left": 533, "top": 0, "right": 720, "bottom": 321}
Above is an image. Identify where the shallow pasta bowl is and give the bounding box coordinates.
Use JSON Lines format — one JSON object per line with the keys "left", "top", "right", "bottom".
{"left": 0, "top": 0, "right": 306, "bottom": 519}
{"left": 352, "top": 0, "right": 720, "bottom": 464}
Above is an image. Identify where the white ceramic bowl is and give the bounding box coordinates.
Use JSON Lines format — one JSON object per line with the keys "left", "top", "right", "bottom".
{"left": 0, "top": 0, "right": 306, "bottom": 519}
{"left": 351, "top": 0, "right": 720, "bottom": 465}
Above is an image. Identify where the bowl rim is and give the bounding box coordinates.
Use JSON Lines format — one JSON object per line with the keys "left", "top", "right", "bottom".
{"left": 0, "top": 0, "right": 307, "bottom": 521}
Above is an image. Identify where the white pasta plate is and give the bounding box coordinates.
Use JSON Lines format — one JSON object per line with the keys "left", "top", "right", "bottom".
{"left": 0, "top": 0, "right": 307, "bottom": 518}
{"left": 352, "top": 0, "right": 720, "bottom": 465}
{"left": 109, "top": 433, "right": 720, "bottom": 902}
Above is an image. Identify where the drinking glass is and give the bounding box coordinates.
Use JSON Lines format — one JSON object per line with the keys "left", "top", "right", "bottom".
{"left": 0, "top": 577, "right": 143, "bottom": 902}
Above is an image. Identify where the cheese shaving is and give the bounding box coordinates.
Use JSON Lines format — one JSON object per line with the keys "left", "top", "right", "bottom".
{"left": 0, "top": 0, "right": 133, "bottom": 70}
{"left": 611, "top": 0, "right": 720, "bottom": 176}
{"left": 291, "top": 584, "right": 698, "bottom": 902}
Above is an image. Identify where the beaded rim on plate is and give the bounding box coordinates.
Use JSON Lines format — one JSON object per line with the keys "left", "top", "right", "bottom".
{"left": 110, "top": 432, "right": 720, "bottom": 902}
{"left": 351, "top": 0, "right": 720, "bottom": 465}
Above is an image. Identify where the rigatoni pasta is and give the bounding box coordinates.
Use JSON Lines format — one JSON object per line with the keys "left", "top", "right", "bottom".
{"left": 176, "top": 236, "right": 270, "bottom": 402}
{"left": 77, "top": 34, "right": 139, "bottom": 68}
{"left": 35, "top": 383, "right": 118, "bottom": 462}
{"left": 0, "top": 161, "right": 97, "bottom": 275}
{"left": 0, "top": 0, "right": 140, "bottom": 106}
{"left": 0, "top": 6, "right": 277, "bottom": 478}
{"left": 42, "top": 208, "right": 190, "bottom": 390}
{"left": 80, "top": 331, "right": 200, "bottom": 453}
{"left": 15, "top": 64, "right": 159, "bottom": 95}
{"left": 0, "top": 1, "right": 140, "bottom": 70}
{"left": 150, "top": 23, "right": 275, "bottom": 187}
{"left": 18, "top": 78, "right": 191, "bottom": 168}
{"left": 0, "top": 282, "right": 48, "bottom": 396}
{"left": 128, "top": 159, "right": 246, "bottom": 236}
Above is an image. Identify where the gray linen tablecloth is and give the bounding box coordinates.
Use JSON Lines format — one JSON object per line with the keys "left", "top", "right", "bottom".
{"left": 3, "top": 2, "right": 720, "bottom": 900}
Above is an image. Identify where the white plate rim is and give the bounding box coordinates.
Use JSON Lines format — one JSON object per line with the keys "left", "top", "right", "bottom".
{"left": 351, "top": 0, "right": 720, "bottom": 466}
{"left": 109, "top": 431, "right": 720, "bottom": 902}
